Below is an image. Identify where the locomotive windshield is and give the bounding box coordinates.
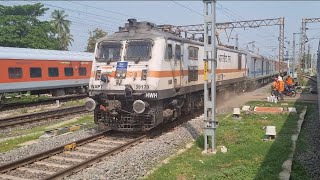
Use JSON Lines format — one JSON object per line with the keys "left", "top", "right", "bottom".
{"left": 125, "top": 40, "right": 152, "bottom": 60}
{"left": 96, "top": 42, "right": 121, "bottom": 62}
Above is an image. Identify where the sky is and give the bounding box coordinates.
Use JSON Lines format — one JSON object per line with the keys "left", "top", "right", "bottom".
{"left": 2, "top": 1, "right": 320, "bottom": 62}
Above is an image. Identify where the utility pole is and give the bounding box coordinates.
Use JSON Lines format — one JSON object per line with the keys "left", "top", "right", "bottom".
{"left": 293, "top": 32, "right": 301, "bottom": 77}
{"left": 235, "top": 34, "right": 239, "bottom": 49}
{"left": 307, "top": 44, "right": 311, "bottom": 73}
{"left": 203, "top": 0, "right": 217, "bottom": 154}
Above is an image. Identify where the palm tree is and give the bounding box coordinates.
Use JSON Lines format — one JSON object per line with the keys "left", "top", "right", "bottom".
{"left": 51, "top": 10, "right": 72, "bottom": 50}
{"left": 60, "top": 32, "right": 74, "bottom": 51}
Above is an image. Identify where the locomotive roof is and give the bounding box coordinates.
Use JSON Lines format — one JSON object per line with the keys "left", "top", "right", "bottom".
{"left": 0, "top": 46, "right": 94, "bottom": 61}
{"left": 98, "top": 19, "right": 275, "bottom": 60}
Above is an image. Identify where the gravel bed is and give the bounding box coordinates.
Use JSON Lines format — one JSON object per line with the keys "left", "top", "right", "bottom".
{"left": 0, "top": 112, "right": 91, "bottom": 138}
{"left": 44, "top": 157, "right": 79, "bottom": 165}
{"left": 293, "top": 105, "right": 320, "bottom": 179}
{"left": 25, "top": 163, "right": 63, "bottom": 172}
{"left": 0, "top": 128, "right": 100, "bottom": 166}
{"left": 67, "top": 115, "right": 203, "bottom": 180}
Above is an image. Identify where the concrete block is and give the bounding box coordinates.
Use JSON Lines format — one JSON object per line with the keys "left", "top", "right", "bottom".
{"left": 242, "top": 106, "right": 250, "bottom": 111}
{"left": 288, "top": 107, "right": 297, "bottom": 113}
{"left": 281, "top": 103, "right": 289, "bottom": 106}
{"left": 266, "top": 126, "right": 276, "bottom": 136}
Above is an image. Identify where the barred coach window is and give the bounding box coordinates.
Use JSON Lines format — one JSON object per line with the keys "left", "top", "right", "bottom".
{"left": 48, "top": 67, "right": 59, "bottom": 77}
{"left": 188, "top": 46, "right": 199, "bottom": 60}
{"left": 64, "top": 67, "right": 73, "bottom": 76}
{"left": 79, "top": 67, "right": 86, "bottom": 76}
{"left": 8, "top": 67, "right": 22, "bottom": 79}
{"left": 30, "top": 67, "right": 42, "bottom": 78}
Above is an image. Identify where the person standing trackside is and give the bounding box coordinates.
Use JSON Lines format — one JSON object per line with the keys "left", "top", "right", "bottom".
{"left": 278, "top": 76, "right": 285, "bottom": 100}
{"left": 272, "top": 77, "right": 279, "bottom": 97}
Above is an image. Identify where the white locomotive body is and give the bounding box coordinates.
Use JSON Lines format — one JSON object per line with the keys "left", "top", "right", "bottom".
{"left": 86, "top": 19, "right": 284, "bottom": 131}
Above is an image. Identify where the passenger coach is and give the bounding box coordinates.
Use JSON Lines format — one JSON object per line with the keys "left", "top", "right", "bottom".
{"left": 0, "top": 47, "right": 93, "bottom": 97}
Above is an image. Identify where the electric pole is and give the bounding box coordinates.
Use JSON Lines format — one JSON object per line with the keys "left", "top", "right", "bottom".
{"left": 203, "top": 0, "right": 217, "bottom": 154}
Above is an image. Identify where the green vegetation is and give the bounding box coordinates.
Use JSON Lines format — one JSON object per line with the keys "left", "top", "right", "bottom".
{"left": 0, "top": 133, "right": 42, "bottom": 153}
{"left": 85, "top": 28, "right": 108, "bottom": 52}
{"left": 50, "top": 9, "right": 73, "bottom": 50}
{"left": 146, "top": 102, "right": 310, "bottom": 180}
{"left": 0, "top": 115, "right": 94, "bottom": 153}
{"left": 0, "top": 3, "right": 59, "bottom": 49}
{"left": 61, "top": 99, "right": 86, "bottom": 107}
{"left": 3, "top": 94, "right": 50, "bottom": 104}
{"left": 291, "top": 104, "right": 316, "bottom": 180}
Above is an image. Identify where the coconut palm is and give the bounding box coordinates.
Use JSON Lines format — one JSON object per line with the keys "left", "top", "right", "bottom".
{"left": 51, "top": 10, "right": 72, "bottom": 50}
{"left": 60, "top": 32, "right": 74, "bottom": 51}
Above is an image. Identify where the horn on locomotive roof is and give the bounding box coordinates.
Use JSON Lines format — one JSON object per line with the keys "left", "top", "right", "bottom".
{"left": 128, "top": 18, "right": 137, "bottom": 26}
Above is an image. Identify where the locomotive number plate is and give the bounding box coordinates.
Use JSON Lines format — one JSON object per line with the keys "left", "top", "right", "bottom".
{"left": 135, "top": 84, "right": 149, "bottom": 90}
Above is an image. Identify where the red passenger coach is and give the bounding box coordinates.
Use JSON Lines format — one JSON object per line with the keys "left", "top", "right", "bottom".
{"left": 0, "top": 47, "right": 93, "bottom": 97}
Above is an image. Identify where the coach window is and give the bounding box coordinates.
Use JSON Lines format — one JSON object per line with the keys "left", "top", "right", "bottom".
{"left": 175, "top": 44, "right": 181, "bottom": 60}
{"left": 188, "top": 46, "right": 198, "bottom": 60}
{"left": 64, "top": 67, "right": 74, "bottom": 76}
{"left": 165, "top": 44, "right": 173, "bottom": 60}
{"left": 30, "top": 68, "right": 42, "bottom": 78}
{"left": 79, "top": 67, "right": 86, "bottom": 76}
{"left": 48, "top": 67, "right": 59, "bottom": 77}
{"left": 8, "top": 67, "right": 22, "bottom": 79}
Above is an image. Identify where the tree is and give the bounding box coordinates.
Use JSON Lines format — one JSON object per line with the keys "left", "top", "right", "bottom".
{"left": 0, "top": 3, "right": 59, "bottom": 49}
{"left": 85, "top": 28, "right": 107, "bottom": 52}
{"left": 50, "top": 10, "right": 72, "bottom": 50}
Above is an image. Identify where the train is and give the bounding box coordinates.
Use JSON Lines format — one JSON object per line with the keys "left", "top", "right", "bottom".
{"left": 0, "top": 47, "right": 93, "bottom": 100}
{"left": 85, "top": 19, "right": 288, "bottom": 132}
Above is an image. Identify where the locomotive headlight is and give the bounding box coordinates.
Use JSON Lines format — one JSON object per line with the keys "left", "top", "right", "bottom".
{"left": 116, "top": 72, "right": 121, "bottom": 78}
{"left": 133, "top": 100, "right": 149, "bottom": 114}
{"left": 121, "top": 72, "right": 126, "bottom": 78}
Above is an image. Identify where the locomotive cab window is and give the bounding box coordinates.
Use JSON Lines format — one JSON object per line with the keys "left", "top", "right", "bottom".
{"left": 175, "top": 44, "right": 182, "bottom": 60}
{"left": 125, "top": 40, "right": 152, "bottom": 61}
{"left": 165, "top": 44, "right": 173, "bottom": 60}
{"left": 64, "top": 67, "right": 74, "bottom": 76}
{"left": 188, "top": 46, "right": 199, "bottom": 60}
{"left": 8, "top": 67, "right": 22, "bottom": 79}
{"left": 48, "top": 67, "right": 59, "bottom": 77}
{"left": 79, "top": 67, "right": 87, "bottom": 76}
{"left": 30, "top": 68, "right": 42, "bottom": 78}
{"left": 96, "top": 42, "right": 122, "bottom": 62}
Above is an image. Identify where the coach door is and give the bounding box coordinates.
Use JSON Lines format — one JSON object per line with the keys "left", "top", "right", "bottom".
{"left": 174, "top": 42, "right": 183, "bottom": 90}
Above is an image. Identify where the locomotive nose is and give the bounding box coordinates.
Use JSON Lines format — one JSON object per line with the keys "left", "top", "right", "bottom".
{"left": 85, "top": 98, "right": 96, "bottom": 111}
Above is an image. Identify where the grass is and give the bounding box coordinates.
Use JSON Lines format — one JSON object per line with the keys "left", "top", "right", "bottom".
{"left": 146, "top": 101, "right": 306, "bottom": 180}
{"left": 291, "top": 104, "right": 316, "bottom": 180}
{"left": 0, "top": 133, "right": 42, "bottom": 153}
{"left": 3, "top": 94, "right": 50, "bottom": 104}
{"left": 61, "top": 99, "right": 85, "bottom": 107}
{"left": 0, "top": 115, "right": 94, "bottom": 153}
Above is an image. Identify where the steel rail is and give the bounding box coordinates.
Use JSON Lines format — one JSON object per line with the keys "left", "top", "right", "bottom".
{"left": 44, "top": 135, "right": 147, "bottom": 180}
{"left": 0, "top": 105, "right": 86, "bottom": 128}
{"left": 0, "top": 94, "right": 87, "bottom": 111}
{"left": 0, "top": 130, "right": 111, "bottom": 173}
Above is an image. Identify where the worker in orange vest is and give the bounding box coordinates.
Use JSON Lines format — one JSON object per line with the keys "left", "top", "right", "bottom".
{"left": 278, "top": 76, "right": 285, "bottom": 100}
{"left": 285, "top": 75, "right": 294, "bottom": 88}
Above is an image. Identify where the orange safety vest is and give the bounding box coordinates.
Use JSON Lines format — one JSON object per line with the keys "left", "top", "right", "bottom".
{"left": 278, "top": 81, "right": 285, "bottom": 92}
{"left": 273, "top": 81, "right": 279, "bottom": 90}
{"left": 286, "top": 77, "right": 293, "bottom": 85}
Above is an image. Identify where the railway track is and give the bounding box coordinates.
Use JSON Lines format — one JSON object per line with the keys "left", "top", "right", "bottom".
{"left": 0, "top": 105, "right": 87, "bottom": 129}
{"left": 0, "top": 94, "right": 87, "bottom": 111}
{"left": 0, "top": 130, "right": 146, "bottom": 180}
